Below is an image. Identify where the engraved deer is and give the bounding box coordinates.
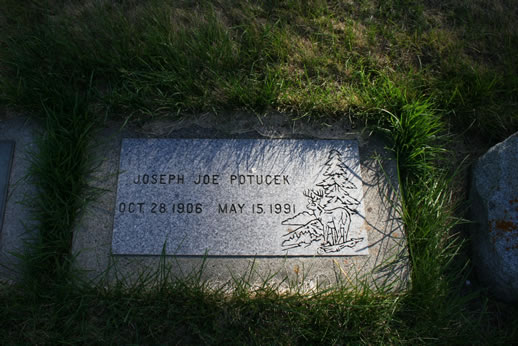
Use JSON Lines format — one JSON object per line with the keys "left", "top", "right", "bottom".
{"left": 304, "top": 189, "right": 351, "bottom": 246}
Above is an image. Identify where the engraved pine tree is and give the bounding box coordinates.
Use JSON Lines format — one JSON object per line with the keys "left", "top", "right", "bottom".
{"left": 281, "top": 149, "right": 364, "bottom": 254}
{"left": 315, "top": 149, "right": 360, "bottom": 245}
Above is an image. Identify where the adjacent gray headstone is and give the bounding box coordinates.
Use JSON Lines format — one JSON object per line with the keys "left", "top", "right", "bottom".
{"left": 0, "top": 116, "right": 39, "bottom": 283}
{"left": 0, "top": 141, "right": 15, "bottom": 232}
{"left": 471, "top": 131, "right": 518, "bottom": 302}
{"left": 112, "top": 139, "right": 369, "bottom": 256}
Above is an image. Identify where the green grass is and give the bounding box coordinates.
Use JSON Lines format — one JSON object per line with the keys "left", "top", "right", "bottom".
{"left": 0, "top": 258, "right": 507, "bottom": 344}
{"left": 1, "top": 0, "right": 518, "bottom": 343}
{"left": 20, "top": 96, "right": 97, "bottom": 287}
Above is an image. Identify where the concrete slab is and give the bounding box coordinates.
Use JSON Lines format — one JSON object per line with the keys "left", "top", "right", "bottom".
{"left": 72, "top": 113, "right": 409, "bottom": 291}
{"left": 0, "top": 115, "right": 39, "bottom": 282}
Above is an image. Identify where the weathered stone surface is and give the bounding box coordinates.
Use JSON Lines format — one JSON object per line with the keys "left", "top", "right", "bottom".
{"left": 72, "top": 113, "right": 409, "bottom": 291}
{"left": 0, "top": 115, "right": 39, "bottom": 282}
{"left": 471, "top": 131, "right": 518, "bottom": 302}
{"left": 112, "top": 139, "right": 368, "bottom": 256}
{"left": 0, "top": 141, "right": 15, "bottom": 232}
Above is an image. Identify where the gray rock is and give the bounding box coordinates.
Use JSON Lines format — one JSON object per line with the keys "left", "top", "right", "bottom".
{"left": 471, "top": 131, "right": 518, "bottom": 302}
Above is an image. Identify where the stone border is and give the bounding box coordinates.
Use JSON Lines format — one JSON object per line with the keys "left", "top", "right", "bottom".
{"left": 72, "top": 113, "right": 409, "bottom": 291}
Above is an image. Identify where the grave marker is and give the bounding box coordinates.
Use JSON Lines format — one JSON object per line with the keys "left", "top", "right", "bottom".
{"left": 0, "top": 141, "right": 15, "bottom": 232}
{"left": 112, "top": 139, "right": 369, "bottom": 256}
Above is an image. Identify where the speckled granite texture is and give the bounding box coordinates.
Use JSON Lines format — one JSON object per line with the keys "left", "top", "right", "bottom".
{"left": 112, "top": 139, "right": 368, "bottom": 256}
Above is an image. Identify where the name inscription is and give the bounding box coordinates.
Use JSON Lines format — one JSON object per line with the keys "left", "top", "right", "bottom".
{"left": 132, "top": 173, "right": 291, "bottom": 185}
{"left": 112, "top": 139, "right": 369, "bottom": 256}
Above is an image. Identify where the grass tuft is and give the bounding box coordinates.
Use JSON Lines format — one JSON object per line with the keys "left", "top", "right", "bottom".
{"left": 19, "top": 95, "right": 96, "bottom": 288}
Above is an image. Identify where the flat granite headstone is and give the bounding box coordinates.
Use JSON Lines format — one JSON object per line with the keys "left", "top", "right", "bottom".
{"left": 0, "top": 141, "right": 15, "bottom": 232}
{"left": 0, "top": 116, "right": 39, "bottom": 283}
{"left": 112, "top": 139, "right": 369, "bottom": 256}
